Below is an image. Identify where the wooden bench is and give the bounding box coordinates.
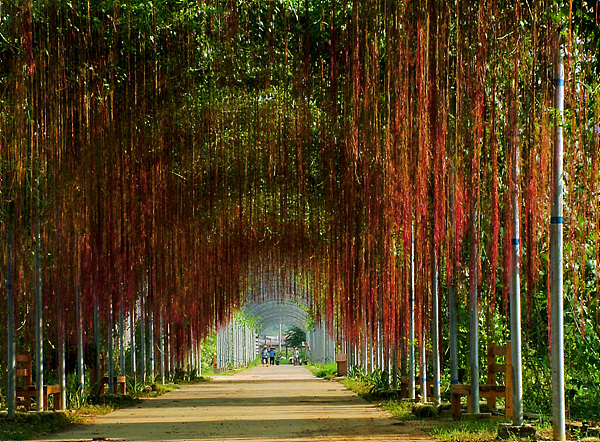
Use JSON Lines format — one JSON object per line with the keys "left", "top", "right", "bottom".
{"left": 15, "top": 353, "right": 63, "bottom": 411}
{"left": 92, "top": 354, "right": 127, "bottom": 395}
{"left": 100, "top": 376, "right": 127, "bottom": 394}
{"left": 451, "top": 342, "right": 513, "bottom": 419}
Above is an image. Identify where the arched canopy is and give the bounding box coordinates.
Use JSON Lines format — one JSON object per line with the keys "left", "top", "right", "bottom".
{"left": 242, "top": 299, "right": 310, "bottom": 333}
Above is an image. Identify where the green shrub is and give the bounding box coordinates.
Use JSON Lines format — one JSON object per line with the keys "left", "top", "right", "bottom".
{"left": 311, "top": 362, "right": 338, "bottom": 378}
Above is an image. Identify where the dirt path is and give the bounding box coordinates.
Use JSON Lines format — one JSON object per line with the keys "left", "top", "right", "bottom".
{"left": 43, "top": 365, "right": 432, "bottom": 442}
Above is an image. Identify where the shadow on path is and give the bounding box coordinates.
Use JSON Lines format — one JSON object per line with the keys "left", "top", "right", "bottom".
{"left": 42, "top": 365, "right": 432, "bottom": 442}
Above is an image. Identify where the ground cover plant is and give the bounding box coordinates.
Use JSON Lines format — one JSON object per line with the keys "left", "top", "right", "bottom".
{"left": 339, "top": 367, "right": 579, "bottom": 442}
{"left": 308, "top": 362, "right": 338, "bottom": 379}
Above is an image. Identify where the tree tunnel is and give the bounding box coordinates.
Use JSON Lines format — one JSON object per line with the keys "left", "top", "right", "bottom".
{"left": 214, "top": 284, "right": 335, "bottom": 369}
{"left": 2, "top": 3, "right": 599, "bottom": 439}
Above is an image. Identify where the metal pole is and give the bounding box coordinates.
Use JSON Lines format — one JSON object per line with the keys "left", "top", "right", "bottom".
{"left": 119, "top": 296, "right": 125, "bottom": 377}
{"left": 510, "top": 86, "right": 524, "bottom": 426}
{"left": 470, "top": 201, "right": 480, "bottom": 414}
{"left": 94, "top": 281, "right": 101, "bottom": 395}
{"left": 432, "top": 253, "right": 441, "bottom": 406}
{"left": 76, "top": 273, "right": 84, "bottom": 389}
{"left": 59, "top": 320, "right": 66, "bottom": 409}
{"left": 449, "top": 282, "right": 459, "bottom": 387}
{"left": 130, "top": 307, "right": 137, "bottom": 380}
{"left": 167, "top": 322, "right": 171, "bottom": 380}
{"left": 35, "top": 216, "right": 44, "bottom": 411}
{"left": 140, "top": 293, "right": 146, "bottom": 384}
{"left": 409, "top": 221, "right": 416, "bottom": 400}
{"left": 392, "top": 343, "right": 398, "bottom": 389}
{"left": 550, "top": 42, "right": 565, "bottom": 442}
{"left": 449, "top": 177, "right": 459, "bottom": 388}
{"left": 421, "top": 332, "right": 427, "bottom": 403}
{"left": 160, "top": 312, "right": 165, "bottom": 384}
{"left": 7, "top": 202, "right": 16, "bottom": 417}
{"left": 108, "top": 300, "right": 114, "bottom": 394}
{"left": 150, "top": 310, "right": 155, "bottom": 382}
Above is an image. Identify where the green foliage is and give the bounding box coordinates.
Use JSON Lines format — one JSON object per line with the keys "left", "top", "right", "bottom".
{"left": 347, "top": 364, "right": 370, "bottom": 381}
{"left": 368, "top": 368, "right": 390, "bottom": 394}
{"left": 284, "top": 326, "right": 306, "bottom": 348}
{"left": 0, "top": 411, "right": 75, "bottom": 441}
{"left": 66, "top": 373, "right": 89, "bottom": 409}
{"left": 126, "top": 376, "right": 147, "bottom": 396}
{"left": 309, "top": 362, "right": 337, "bottom": 378}
{"left": 342, "top": 376, "right": 503, "bottom": 441}
{"left": 427, "top": 419, "right": 499, "bottom": 442}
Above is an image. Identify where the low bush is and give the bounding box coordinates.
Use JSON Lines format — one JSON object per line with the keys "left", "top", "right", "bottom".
{"left": 0, "top": 411, "right": 75, "bottom": 440}
{"left": 310, "top": 362, "right": 338, "bottom": 378}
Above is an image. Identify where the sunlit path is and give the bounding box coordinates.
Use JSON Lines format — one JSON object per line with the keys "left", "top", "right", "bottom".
{"left": 44, "top": 365, "right": 431, "bottom": 442}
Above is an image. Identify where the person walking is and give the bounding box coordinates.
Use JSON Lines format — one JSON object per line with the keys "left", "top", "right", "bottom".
{"left": 261, "top": 345, "right": 269, "bottom": 367}
{"left": 293, "top": 347, "right": 300, "bottom": 366}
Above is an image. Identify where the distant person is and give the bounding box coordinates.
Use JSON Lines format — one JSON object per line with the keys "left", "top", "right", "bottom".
{"left": 261, "top": 345, "right": 269, "bottom": 366}
{"left": 269, "top": 347, "right": 276, "bottom": 366}
{"left": 293, "top": 347, "right": 300, "bottom": 366}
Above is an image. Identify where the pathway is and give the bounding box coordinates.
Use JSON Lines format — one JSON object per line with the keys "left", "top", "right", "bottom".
{"left": 44, "top": 365, "right": 432, "bottom": 442}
